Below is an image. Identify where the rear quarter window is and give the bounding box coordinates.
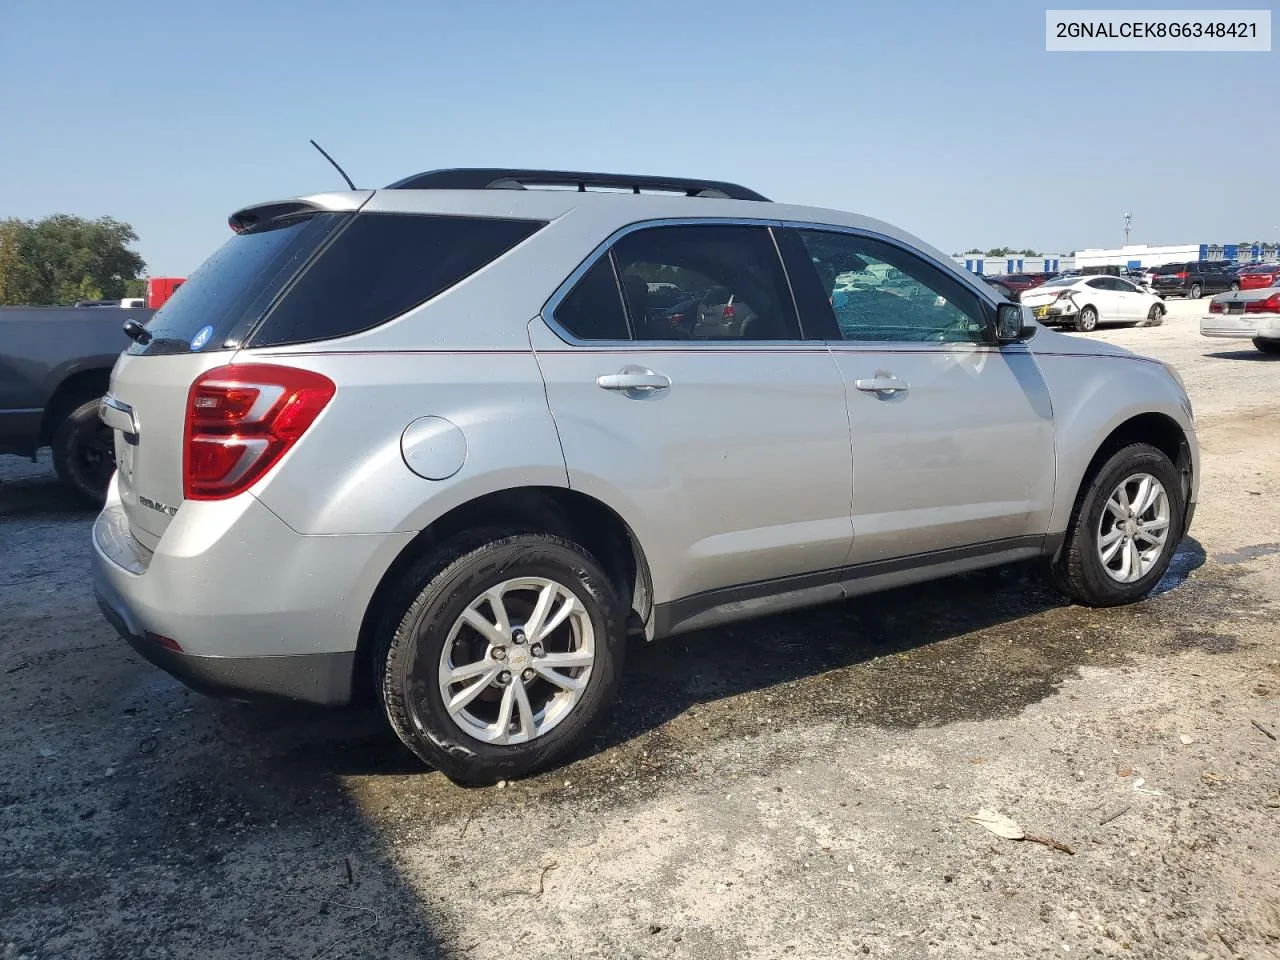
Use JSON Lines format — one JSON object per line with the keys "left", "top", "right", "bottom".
{"left": 247, "top": 213, "right": 545, "bottom": 348}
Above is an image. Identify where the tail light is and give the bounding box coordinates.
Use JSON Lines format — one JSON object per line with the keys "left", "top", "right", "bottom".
{"left": 1056, "top": 290, "right": 1076, "bottom": 301}
{"left": 183, "top": 364, "right": 335, "bottom": 500}
{"left": 1244, "top": 293, "right": 1280, "bottom": 314}
{"left": 669, "top": 313, "right": 684, "bottom": 326}
{"left": 1173, "top": 271, "right": 1189, "bottom": 280}
{"left": 1208, "top": 301, "right": 1225, "bottom": 313}
{"left": 722, "top": 303, "right": 736, "bottom": 320}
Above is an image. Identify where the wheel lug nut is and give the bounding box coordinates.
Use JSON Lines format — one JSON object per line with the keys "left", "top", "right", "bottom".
{"left": 512, "top": 631, "right": 526, "bottom": 645}
{"left": 530, "top": 643, "right": 544, "bottom": 658}
{"left": 491, "top": 647, "right": 507, "bottom": 661}
{"left": 497, "top": 670, "right": 512, "bottom": 686}
{"left": 522, "top": 668, "right": 536, "bottom": 682}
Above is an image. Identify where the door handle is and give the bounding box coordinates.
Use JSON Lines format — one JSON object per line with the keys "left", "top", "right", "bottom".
{"left": 854, "top": 376, "right": 909, "bottom": 395}
{"left": 596, "top": 369, "right": 671, "bottom": 393}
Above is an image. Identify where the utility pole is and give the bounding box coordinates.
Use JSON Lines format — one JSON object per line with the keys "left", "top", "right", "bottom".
{"left": 1123, "top": 213, "right": 1133, "bottom": 246}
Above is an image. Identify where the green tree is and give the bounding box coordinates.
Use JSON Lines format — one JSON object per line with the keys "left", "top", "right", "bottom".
{"left": 0, "top": 215, "right": 146, "bottom": 305}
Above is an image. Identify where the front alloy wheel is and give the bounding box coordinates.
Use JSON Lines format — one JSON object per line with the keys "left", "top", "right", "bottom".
{"left": 1050, "top": 442, "right": 1184, "bottom": 607}
{"left": 1096, "top": 474, "right": 1171, "bottom": 583}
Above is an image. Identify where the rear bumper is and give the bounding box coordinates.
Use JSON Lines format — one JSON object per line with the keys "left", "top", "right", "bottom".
{"left": 91, "top": 477, "right": 416, "bottom": 705}
{"left": 1200, "top": 314, "right": 1280, "bottom": 340}
{"left": 95, "top": 572, "right": 356, "bottom": 704}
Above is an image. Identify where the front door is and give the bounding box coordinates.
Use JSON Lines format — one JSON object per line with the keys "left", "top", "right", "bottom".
{"left": 783, "top": 227, "right": 1057, "bottom": 566}
{"left": 532, "top": 222, "right": 854, "bottom": 608}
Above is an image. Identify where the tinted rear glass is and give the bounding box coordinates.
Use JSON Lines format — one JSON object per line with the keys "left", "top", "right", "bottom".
{"left": 248, "top": 213, "right": 545, "bottom": 348}
{"left": 129, "top": 213, "right": 346, "bottom": 356}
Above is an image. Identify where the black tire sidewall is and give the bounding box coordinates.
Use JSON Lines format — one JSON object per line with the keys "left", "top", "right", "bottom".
{"left": 381, "top": 534, "right": 625, "bottom": 783}
{"left": 52, "top": 398, "right": 113, "bottom": 505}
{"left": 1060, "top": 444, "right": 1184, "bottom": 606}
{"left": 1253, "top": 338, "right": 1280, "bottom": 354}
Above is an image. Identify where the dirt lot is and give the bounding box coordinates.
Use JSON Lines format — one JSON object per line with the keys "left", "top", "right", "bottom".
{"left": 2, "top": 298, "right": 1277, "bottom": 960}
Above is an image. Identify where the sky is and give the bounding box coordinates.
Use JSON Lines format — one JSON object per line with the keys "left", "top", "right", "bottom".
{"left": 2, "top": 0, "right": 1277, "bottom": 275}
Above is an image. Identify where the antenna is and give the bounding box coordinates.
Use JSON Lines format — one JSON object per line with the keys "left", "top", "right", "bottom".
{"left": 1123, "top": 212, "right": 1133, "bottom": 246}
{"left": 309, "top": 139, "right": 357, "bottom": 191}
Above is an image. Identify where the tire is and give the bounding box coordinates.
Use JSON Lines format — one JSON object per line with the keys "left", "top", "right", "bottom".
{"left": 1254, "top": 338, "right": 1280, "bottom": 355}
{"left": 1074, "top": 306, "right": 1099, "bottom": 332}
{"left": 1050, "top": 443, "right": 1184, "bottom": 607}
{"left": 1230, "top": 282, "right": 1240, "bottom": 292}
{"left": 51, "top": 397, "right": 115, "bottom": 505}
{"left": 1189, "top": 283, "right": 1203, "bottom": 299}
{"left": 378, "top": 531, "right": 626, "bottom": 784}
{"left": 1145, "top": 304, "right": 1164, "bottom": 327}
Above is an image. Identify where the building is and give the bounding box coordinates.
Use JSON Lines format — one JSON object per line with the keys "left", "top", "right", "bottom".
{"left": 1070, "top": 242, "right": 1280, "bottom": 270}
{"left": 956, "top": 241, "right": 1280, "bottom": 276}
{"left": 954, "top": 255, "right": 1064, "bottom": 276}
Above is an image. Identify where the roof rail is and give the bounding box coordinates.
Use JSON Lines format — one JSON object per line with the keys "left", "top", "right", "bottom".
{"left": 385, "top": 168, "right": 770, "bottom": 202}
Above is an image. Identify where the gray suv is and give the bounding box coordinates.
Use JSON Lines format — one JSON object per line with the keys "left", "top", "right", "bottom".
{"left": 93, "top": 169, "right": 1199, "bottom": 784}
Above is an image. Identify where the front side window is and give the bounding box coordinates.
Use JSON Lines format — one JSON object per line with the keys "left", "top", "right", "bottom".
{"left": 795, "top": 230, "right": 989, "bottom": 343}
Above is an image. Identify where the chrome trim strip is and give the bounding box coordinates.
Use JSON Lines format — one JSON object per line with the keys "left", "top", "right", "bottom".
{"left": 100, "top": 395, "right": 139, "bottom": 438}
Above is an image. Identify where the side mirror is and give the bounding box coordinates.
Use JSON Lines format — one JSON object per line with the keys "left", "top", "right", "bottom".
{"left": 995, "top": 302, "right": 1029, "bottom": 342}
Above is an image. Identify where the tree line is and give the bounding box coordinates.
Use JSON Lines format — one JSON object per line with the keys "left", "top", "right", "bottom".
{"left": 0, "top": 215, "right": 146, "bottom": 306}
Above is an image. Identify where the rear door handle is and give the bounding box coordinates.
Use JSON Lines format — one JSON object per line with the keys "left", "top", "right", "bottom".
{"left": 596, "top": 368, "right": 671, "bottom": 394}
{"left": 854, "top": 376, "right": 909, "bottom": 395}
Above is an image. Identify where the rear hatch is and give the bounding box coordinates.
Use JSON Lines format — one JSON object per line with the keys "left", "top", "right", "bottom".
{"left": 107, "top": 207, "right": 353, "bottom": 550}
{"left": 1152, "top": 265, "right": 1188, "bottom": 290}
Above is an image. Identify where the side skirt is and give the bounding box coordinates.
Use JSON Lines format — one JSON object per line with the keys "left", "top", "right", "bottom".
{"left": 651, "top": 535, "right": 1049, "bottom": 638}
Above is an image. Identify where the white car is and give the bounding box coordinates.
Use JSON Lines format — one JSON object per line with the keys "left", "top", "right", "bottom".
{"left": 1021, "top": 275, "right": 1166, "bottom": 332}
{"left": 1201, "top": 287, "right": 1280, "bottom": 354}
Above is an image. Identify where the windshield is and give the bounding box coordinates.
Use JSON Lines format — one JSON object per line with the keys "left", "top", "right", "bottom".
{"left": 1039, "top": 276, "right": 1078, "bottom": 288}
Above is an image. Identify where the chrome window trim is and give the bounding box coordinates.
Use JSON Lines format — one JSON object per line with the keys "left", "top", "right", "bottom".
{"left": 539, "top": 217, "right": 812, "bottom": 349}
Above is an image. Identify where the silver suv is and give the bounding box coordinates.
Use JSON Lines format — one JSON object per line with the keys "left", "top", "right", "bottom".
{"left": 93, "top": 168, "right": 1198, "bottom": 784}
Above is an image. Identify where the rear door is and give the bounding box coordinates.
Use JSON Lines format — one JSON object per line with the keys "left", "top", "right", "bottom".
{"left": 532, "top": 222, "right": 853, "bottom": 607}
{"left": 781, "top": 227, "right": 1056, "bottom": 565}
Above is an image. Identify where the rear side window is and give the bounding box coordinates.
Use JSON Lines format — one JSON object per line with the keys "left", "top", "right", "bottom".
{"left": 248, "top": 214, "right": 545, "bottom": 348}
{"left": 129, "top": 213, "right": 346, "bottom": 356}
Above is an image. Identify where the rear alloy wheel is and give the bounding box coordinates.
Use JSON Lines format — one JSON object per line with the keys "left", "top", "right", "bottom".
{"left": 52, "top": 397, "right": 115, "bottom": 505}
{"left": 1145, "top": 304, "right": 1164, "bottom": 326}
{"left": 1189, "top": 283, "right": 1203, "bottom": 299}
{"left": 1253, "top": 338, "right": 1280, "bottom": 355}
{"left": 1050, "top": 443, "right": 1184, "bottom": 606}
{"left": 1074, "top": 306, "right": 1099, "bottom": 332}
{"left": 379, "top": 532, "right": 625, "bottom": 784}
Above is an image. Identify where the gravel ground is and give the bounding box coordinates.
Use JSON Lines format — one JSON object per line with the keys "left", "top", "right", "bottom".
{"left": 1, "top": 298, "right": 1277, "bottom": 960}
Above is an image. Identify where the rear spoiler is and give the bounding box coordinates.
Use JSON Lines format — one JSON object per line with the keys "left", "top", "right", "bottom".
{"left": 228, "top": 191, "right": 374, "bottom": 233}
